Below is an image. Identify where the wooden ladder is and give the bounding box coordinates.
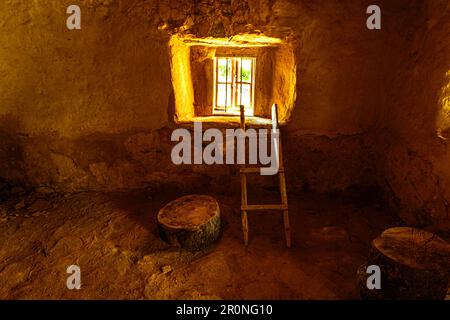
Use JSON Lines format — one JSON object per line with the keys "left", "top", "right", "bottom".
{"left": 239, "top": 104, "right": 291, "bottom": 248}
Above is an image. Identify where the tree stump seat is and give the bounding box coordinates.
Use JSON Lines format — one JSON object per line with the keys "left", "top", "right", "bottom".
{"left": 358, "top": 227, "right": 450, "bottom": 300}
{"left": 157, "top": 195, "right": 221, "bottom": 251}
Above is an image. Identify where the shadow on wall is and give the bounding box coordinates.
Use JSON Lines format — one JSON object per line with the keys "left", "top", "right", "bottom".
{"left": 0, "top": 114, "right": 26, "bottom": 184}
{"left": 381, "top": 59, "right": 450, "bottom": 234}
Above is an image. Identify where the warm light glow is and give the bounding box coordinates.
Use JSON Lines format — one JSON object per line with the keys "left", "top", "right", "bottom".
{"left": 169, "top": 33, "right": 296, "bottom": 123}
{"left": 436, "top": 70, "right": 450, "bottom": 134}
{"left": 214, "top": 57, "right": 255, "bottom": 116}
{"left": 169, "top": 36, "right": 195, "bottom": 120}
{"left": 175, "top": 33, "right": 283, "bottom": 47}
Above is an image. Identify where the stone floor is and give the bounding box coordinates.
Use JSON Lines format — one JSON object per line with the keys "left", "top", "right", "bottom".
{"left": 0, "top": 185, "right": 431, "bottom": 299}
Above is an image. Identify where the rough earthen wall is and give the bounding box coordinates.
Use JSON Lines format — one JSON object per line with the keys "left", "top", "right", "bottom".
{"left": 1, "top": 0, "right": 449, "bottom": 231}
{"left": 376, "top": 1, "right": 450, "bottom": 232}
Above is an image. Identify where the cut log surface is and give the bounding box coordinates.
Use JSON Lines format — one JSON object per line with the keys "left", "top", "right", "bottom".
{"left": 373, "top": 227, "right": 450, "bottom": 271}
{"left": 358, "top": 227, "right": 450, "bottom": 300}
{"left": 157, "top": 195, "right": 221, "bottom": 251}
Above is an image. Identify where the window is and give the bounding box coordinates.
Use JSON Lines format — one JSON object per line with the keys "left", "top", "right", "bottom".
{"left": 213, "top": 57, "right": 255, "bottom": 116}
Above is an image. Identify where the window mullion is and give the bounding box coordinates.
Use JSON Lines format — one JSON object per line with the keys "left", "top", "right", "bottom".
{"left": 232, "top": 58, "right": 236, "bottom": 110}
{"left": 215, "top": 58, "right": 218, "bottom": 111}
{"left": 250, "top": 58, "right": 254, "bottom": 112}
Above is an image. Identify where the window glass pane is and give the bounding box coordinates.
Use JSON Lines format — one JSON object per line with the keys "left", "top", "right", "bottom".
{"left": 238, "top": 59, "right": 252, "bottom": 82}
{"left": 214, "top": 57, "right": 254, "bottom": 114}
{"left": 237, "top": 83, "right": 251, "bottom": 108}
{"left": 217, "top": 83, "right": 232, "bottom": 107}
{"left": 217, "top": 58, "right": 232, "bottom": 83}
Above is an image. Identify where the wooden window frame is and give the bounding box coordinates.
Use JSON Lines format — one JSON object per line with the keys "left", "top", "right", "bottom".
{"left": 213, "top": 56, "right": 256, "bottom": 116}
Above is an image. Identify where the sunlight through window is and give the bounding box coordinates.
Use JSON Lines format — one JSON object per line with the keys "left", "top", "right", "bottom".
{"left": 214, "top": 57, "right": 255, "bottom": 116}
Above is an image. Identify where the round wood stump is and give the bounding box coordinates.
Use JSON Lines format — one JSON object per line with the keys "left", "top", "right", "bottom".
{"left": 157, "top": 195, "right": 221, "bottom": 251}
{"left": 358, "top": 227, "right": 450, "bottom": 300}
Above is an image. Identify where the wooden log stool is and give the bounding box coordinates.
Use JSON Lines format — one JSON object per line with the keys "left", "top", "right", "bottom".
{"left": 157, "top": 195, "right": 221, "bottom": 251}
{"left": 358, "top": 227, "right": 450, "bottom": 300}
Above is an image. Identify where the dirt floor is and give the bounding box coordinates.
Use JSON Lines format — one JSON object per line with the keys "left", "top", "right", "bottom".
{"left": 0, "top": 186, "right": 426, "bottom": 300}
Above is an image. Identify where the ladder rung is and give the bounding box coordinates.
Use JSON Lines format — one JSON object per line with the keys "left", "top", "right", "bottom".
{"left": 240, "top": 167, "right": 285, "bottom": 174}
{"left": 242, "top": 204, "right": 288, "bottom": 211}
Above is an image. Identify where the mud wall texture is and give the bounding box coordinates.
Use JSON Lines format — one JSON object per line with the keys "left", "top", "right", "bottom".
{"left": 0, "top": 1, "right": 448, "bottom": 231}
{"left": 376, "top": 1, "right": 450, "bottom": 233}
{"left": 0, "top": 0, "right": 381, "bottom": 191}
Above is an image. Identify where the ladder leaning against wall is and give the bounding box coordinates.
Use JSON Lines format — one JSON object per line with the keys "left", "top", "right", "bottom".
{"left": 239, "top": 104, "right": 291, "bottom": 248}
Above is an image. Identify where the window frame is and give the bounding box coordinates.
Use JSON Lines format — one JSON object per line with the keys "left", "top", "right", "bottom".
{"left": 213, "top": 56, "right": 256, "bottom": 116}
